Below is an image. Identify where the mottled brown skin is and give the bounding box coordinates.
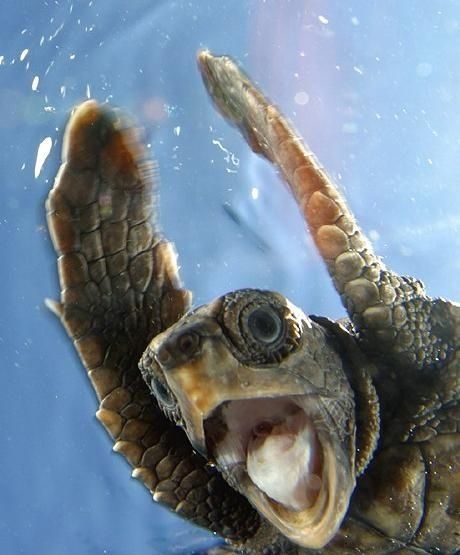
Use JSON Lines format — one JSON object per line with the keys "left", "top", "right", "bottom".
{"left": 46, "top": 53, "right": 460, "bottom": 555}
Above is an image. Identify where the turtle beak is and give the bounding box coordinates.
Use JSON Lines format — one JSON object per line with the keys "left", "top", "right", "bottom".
{"left": 149, "top": 315, "right": 231, "bottom": 457}
{"left": 166, "top": 388, "right": 210, "bottom": 457}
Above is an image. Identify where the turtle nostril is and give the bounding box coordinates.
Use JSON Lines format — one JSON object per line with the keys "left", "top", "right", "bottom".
{"left": 156, "top": 344, "right": 172, "bottom": 365}
{"left": 155, "top": 330, "right": 201, "bottom": 369}
{"left": 177, "top": 331, "right": 200, "bottom": 356}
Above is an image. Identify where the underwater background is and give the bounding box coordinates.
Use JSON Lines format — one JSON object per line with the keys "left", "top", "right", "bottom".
{"left": 2, "top": 1, "right": 460, "bottom": 553}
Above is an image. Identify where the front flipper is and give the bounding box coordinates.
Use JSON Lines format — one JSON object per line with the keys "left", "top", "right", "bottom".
{"left": 198, "top": 51, "right": 460, "bottom": 373}
{"left": 46, "top": 101, "right": 259, "bottom": 541}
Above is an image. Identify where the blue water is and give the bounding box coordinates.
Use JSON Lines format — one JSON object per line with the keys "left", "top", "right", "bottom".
{"left": 2, "top": 1, "right": 460, "bottom": 554}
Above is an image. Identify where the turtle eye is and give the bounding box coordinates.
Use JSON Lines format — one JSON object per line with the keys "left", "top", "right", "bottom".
{"left": 219, "top": 290, "right": 300, "bottom": 365}
{"left": 248, "top": 306, "right": 284, "bottom": 344}
{"left": 150, "top": 376, "right": 175, "bottom": 409}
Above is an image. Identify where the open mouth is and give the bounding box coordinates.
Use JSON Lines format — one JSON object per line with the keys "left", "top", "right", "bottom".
{"left": 204, "top": 395, "right": 352, "bottom": 549}
{"left": 205, "top": 397, "right": 323, "bottom": 511}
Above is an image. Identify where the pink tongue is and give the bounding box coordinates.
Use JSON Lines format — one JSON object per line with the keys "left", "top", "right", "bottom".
{"left": 246, "top": 416, "right": 322, "bottom": 511}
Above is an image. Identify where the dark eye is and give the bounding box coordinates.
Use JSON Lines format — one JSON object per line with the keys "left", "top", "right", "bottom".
{"left": 150, "top": 377, "right": 175, "bottom": 408}
{"left": 247, "top": 306, "right": 283, "bottom": 344}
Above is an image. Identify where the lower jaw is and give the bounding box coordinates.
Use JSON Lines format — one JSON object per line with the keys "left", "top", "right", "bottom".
{"left": 203, "top": 395, "right": 354, "bottom": 549}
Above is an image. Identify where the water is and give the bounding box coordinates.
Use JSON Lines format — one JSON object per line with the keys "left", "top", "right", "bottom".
{"left": 2, "top": 1, "right": 460, "bottom": 554}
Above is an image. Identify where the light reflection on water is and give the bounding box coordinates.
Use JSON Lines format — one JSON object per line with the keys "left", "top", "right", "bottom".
{"left": 1, "top": 1, "right": 460, "bottom": 554}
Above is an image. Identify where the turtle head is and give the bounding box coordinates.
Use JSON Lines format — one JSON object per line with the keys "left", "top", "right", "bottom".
{"left": 140, "top": 288, "right": 357, "bottom": 549}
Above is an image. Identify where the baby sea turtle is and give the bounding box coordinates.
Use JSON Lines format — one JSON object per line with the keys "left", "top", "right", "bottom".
{"left": 46, "top": 51, "right": 459, "bottom": 554}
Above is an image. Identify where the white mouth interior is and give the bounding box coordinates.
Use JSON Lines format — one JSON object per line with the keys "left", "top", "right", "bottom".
{"left": 205, "top": 397, "right": 323, "bottom": 512}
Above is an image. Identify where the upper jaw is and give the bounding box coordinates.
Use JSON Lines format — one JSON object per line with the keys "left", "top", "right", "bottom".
{"left": 150, "top": 324, "right": 318, "bottom": 457}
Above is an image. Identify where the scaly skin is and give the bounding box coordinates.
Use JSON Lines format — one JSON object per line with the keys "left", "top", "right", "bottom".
{"left": 46, "top": 101, "right": 261, "bottom": 542}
